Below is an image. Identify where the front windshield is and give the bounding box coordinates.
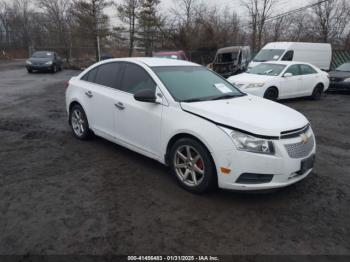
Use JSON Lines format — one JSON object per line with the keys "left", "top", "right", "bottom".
{"left": 32, "top": 52, "right": 53, "bottom": 58}
{"left": 155, "top": 54, "right": 179, "bottom": 60}
{"left": 336, "top": 63, "right": 350, "bottom": 72}
{"left": 153, "top": 66, "right": 244, "bottom": 102}
{"left": 253, "top": 49, "right": 285, "bottom": 62}
{"left": 217, "top": 52, "right": 238, "bottom": 63}
{"left": 247, "top": 63, "right": 286, "bottom": 76}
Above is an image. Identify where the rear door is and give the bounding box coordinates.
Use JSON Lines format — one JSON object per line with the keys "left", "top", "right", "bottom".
{"left": 279, "top": 64, "right": 302, "bottom": 98}
{"left": 113, "top": 62, "right": 164, "bottom": 158}
{"left": 81, "top": 62, "right": 123, "bottom": 139}
{"left": 299, "top": 64, "right": 320, "bottom": 96}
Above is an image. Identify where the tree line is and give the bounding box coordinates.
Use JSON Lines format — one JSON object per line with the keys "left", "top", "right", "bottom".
{"left": 0, "top": 0, "right": 349, "bottom": 63}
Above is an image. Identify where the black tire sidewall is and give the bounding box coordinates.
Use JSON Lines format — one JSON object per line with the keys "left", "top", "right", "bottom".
{"left": 69, "top": 105, "right": 90, "bottom": 140}
{"left": 264, "top": 87, "right": 278, "bottom": 101}
{"left": 169, "top": 138, "right": 217, "bottom": 193}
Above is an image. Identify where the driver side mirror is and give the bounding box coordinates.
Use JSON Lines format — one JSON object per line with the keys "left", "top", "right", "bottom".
{"left": 134, "top": 89, "right": 157, "bottom": 103}
{"left": 283, "top": 73, "right": 293, "bottom": 78}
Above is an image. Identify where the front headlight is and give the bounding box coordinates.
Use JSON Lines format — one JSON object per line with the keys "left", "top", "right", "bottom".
{"left": 221, "top": 128, "right": 275, "bottom": 155}
{"left": 343, "top": 78, "right": 350, "bottom": 82}
{"left": 246, "top": 83, "right": 265, "bottom": 88}
{"left": 45, "top": 61, "right": 53, "bottom": 65}
{"left": 26, "top": 60, "right": 32, "bottom": 65}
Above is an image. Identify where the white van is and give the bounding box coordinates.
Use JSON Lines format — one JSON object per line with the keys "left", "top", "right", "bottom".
{"left": 249, "top": 42, "right": 332, "bottom": 71}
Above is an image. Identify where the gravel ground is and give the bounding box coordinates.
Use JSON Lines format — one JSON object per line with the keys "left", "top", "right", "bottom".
{"left": 0, "top": 65, "right": 349, "bottom": 256}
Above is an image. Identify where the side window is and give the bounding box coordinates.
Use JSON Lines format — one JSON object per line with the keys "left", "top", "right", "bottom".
{"left": 94, "top": 63, "right": 122, "bottom": 88}
{"left": 300, "top": 64, "right": 317, "bottom": 75}
{"left": 282, "top": 50, "right": 294, "bottom": 61}
{"left": 121, "top": 63, "right": 156, "bottom": 94}
{"left": 284, "top": 65, "right": 301, "bottom": 76}
{"left": 81, "top": 67, "right": 98, "bottom": 83}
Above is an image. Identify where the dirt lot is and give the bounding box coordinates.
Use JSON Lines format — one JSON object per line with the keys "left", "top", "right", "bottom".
{"left": 0, "top": 64, "right": 349, "bottom": 256}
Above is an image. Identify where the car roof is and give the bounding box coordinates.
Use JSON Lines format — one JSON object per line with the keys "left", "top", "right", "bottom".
{"left": 260, "top": 61, "right": 311, "bottom": 66}
{"left": 99, "top": 57, "right": 199, "bottom": 67}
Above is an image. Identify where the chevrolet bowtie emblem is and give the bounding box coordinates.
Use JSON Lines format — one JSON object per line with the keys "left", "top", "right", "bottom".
{"left": 300, "top": 134, "right": 309, "bottom": 144}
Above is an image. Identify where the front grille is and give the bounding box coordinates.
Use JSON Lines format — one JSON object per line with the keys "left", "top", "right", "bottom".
{"left": 285, "top": 135, "right": 314, "bottom": 159}
{"left": 236, "top": 173, "right": 274, "bottom": 184}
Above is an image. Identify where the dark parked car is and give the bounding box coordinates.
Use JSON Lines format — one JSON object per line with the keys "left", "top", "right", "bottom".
{"left": 26, "top": 51, "right": 63, "bottom": 73}
{"left": 328, "top": 62, "right": 350, "bottom": 91}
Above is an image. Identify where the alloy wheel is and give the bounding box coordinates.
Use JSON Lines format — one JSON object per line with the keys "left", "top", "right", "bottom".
{"left": 71, "top": 109, "right": 85, "bottom": 137}
{"left": 174, "top": 145, "right": 205, "bottom": 187}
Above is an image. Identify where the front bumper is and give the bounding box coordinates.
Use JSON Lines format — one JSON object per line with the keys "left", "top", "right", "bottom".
{"left": 328, "top": 82, "right": 350, "bottom": 91}
{"left": 214, "top": 127, "right": 316, "bottom": 191}
{"left": 26, "top": 64, "right": 52, "bottom": 71}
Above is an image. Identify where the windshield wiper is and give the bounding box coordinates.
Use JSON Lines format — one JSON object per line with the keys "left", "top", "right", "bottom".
{"left": 181, "top": 98, "right": 206, "bottom": 103}
{"left": 210, "top": 94, "right": 245, "bottom": 101}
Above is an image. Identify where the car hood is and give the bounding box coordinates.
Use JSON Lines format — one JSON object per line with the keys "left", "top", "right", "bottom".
{"left": 328, "top": 71, "right": 350, "bottom": 79}
{"left": 228, "top": 73, "right": 275, "bottom": 84}
{"left": 181, "top": 95, "right": 308, "bottom": 137}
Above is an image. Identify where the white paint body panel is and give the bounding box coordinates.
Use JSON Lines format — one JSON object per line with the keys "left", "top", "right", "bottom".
{"left": 228, "top": 61, "right": 329, "bottom": 100}
{"left": 66, "top": 58, "right": 316, "bottom": 191}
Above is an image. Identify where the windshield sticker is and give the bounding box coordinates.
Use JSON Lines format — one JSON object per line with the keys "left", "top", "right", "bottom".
{"left": 273, "top": 55, "right": 279, "bottom": 60}
{"left": 214, "top": 83, "right": 232, "bottom": 93}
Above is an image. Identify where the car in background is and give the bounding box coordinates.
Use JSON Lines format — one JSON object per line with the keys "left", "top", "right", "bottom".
{"left": 228, "top": 61, "right": 329, "bottom": 101}
{"left": 66, "top": 57, "right": 316, "bottom": 193}
{"left": 328, "top": 62, "right": 350, "bottom": 91}
{"left": 26, "top": 51, "right": 63, "bottom": 73}
{"left": 249, "top": 42, "right": 332, "bottom": 71}
{"left": 153, "top": 50, "right": 188, "bottom": 61}
{"left": 212, "top": 46, "right": 251, "bottom": 78}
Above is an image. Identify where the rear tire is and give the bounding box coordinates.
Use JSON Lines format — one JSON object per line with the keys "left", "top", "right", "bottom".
{"left": 169, "top": 138, "right": 217, "bottom": 194}
{"left": 311, "top": 84, "right": 323, "bottom": 100}
{"left": 263, "top": 87, "right": 279, "bottom": 101}
{"left": 69, "top": 104, "right": 91, "bottom": 140}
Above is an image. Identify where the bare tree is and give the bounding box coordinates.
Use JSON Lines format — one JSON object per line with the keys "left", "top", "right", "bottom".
{"left": 72, "top": 0, "right": 111, "bottom": 61}
{"left": 117, "top": 0, "right": 140, "bottom": 57}
{"left": 37, "top": 0, "right": 73, "bottom": 61}
{"left": 311, "top": 0, "right": 350, "bottom": 43}
{"left": 242, "top": 0, "right": 276, "bottom": 51}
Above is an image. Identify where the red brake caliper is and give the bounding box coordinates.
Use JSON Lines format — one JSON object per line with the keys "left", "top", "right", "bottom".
{"left": 196, "top": 159, "right": 204, "bottom": 170}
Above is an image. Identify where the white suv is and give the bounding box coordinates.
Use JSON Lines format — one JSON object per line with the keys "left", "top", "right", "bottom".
{"left": 66, "top": 58, "right": 316, "bottom": 193}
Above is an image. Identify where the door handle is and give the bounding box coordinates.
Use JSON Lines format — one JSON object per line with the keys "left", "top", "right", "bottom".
{"left": 85, "top": 91, "right": 93, "bottom": 98}
{"left": 114, "top": 102, "right": 125, "bottom": 110}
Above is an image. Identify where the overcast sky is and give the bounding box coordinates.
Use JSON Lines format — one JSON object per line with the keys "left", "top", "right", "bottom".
{"left": 107, "top": 0, "right": 312, "bottom": 26}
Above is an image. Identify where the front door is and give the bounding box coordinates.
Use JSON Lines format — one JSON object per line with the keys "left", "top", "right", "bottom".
{"left": 113, "top": 63, "right": 163, "bottom": 159}
{"left": 280, "top": 64, "right": 303, "bottom": 98}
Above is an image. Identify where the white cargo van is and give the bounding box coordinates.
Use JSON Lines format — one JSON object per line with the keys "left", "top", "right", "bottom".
{"left": 249, "top": 42, "right": 332, "bottom": 71}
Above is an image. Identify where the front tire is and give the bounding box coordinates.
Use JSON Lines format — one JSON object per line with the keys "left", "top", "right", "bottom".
{"left": 263, "top": 87, "right": 279, "bottom": 101}
{"left": 69, "top": 104, "right": 91, "bottom": 140}
{"left": 51, "top": 65, "right": 58, "bottom": 73}
{"left": 169, "top": 138, "right": 217, "bottom": 193}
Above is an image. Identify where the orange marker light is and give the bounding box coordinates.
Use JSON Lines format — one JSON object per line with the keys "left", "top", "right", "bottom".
{"left": 221, "top": 167, "right": 231, "bottom": 174}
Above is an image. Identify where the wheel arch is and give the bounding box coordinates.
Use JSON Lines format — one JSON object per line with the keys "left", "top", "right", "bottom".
{"left": 68, "top": 100, "right": 89, "bottom": 125}
{"left": 164, "top": 132, "right": 215, "bottom": 167}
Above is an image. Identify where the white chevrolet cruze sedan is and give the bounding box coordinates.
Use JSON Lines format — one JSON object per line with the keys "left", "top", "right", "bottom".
{"left": 228, "top": 61, "right": 329, "bottom": 101}
{"left": 66, "top": 58, "right": 316, "bottom": 193}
